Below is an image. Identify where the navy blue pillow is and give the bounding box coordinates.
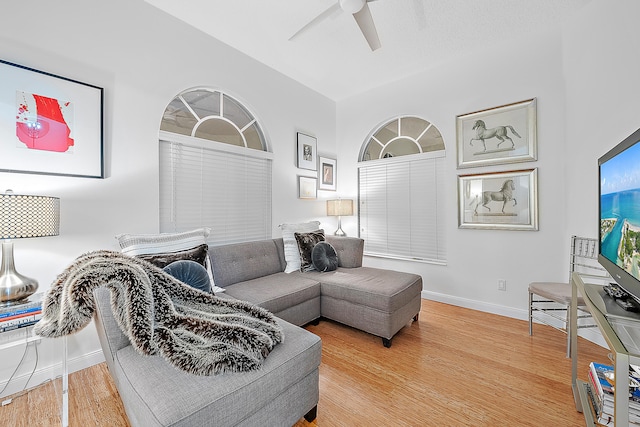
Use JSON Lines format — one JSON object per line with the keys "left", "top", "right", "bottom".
{"left": 311, "top": 242, "right": 339, "bottom": 272}
{"left": 163, "top": 260, "right": 212, "bottom": 293}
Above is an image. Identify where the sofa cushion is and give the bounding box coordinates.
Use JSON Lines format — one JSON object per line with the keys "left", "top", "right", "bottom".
{"left": 112, "top": 318, "right": 321, "bottom": 427}
{"left": 279, "top": 221, "right": 321, "bottom": 273}
{"left": 302, "top": 266, "right": 422, "bottom": 313}
{"left": 294, "top": 229, "right": 325, "bottom": 272}
{"left": 208, "top": 240, "right": 284, "bottom": 288}
{"left": 311, "top": 242, "right": 338, "bottom": 272}
{"left": 223, "top": 272, "right": 321, "bottom": 315}
{"left": 325, "top": 236, "right": 364, "bottom": 268}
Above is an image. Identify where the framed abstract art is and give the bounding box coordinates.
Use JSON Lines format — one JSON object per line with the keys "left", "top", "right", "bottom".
{"left": 0, "top": 59, "right": 104, "bottom": 178}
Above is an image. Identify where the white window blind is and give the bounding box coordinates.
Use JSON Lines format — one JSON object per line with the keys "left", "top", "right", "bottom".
{"left": 159, "top": 135, "right": 272, "bottom": 245}
{"left": 359, "top": 154, "right": 446, "bottom": 264}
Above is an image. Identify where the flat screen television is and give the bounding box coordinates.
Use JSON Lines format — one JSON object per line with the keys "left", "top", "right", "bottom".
{"left": 599, "top": 126, "right": 640, "bottom": 303}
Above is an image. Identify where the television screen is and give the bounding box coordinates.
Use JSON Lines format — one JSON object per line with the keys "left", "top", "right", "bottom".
{"left": 599, "top": 127, "right": 640, "bottom": 301}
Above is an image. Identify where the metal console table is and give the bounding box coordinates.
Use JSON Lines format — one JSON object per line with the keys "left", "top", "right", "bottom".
{"left": 571, "top": 272, "right": 640, "bottom": 426}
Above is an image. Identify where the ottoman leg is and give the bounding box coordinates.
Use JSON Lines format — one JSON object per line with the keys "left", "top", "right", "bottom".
{"left": 304, "top": 405, "right": 317, "bottom": 422}
{"left": 382, "top": 337, "right": 392, "bottom": 348}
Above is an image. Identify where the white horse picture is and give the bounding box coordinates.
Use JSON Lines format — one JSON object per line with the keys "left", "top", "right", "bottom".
{"left": 470, "top": 179, "right": 517, "bottom": 214}
{"left": 470, "top": 120, "right": 521, "bottom": 152}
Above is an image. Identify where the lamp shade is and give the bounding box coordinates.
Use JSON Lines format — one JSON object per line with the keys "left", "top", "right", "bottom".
{"left": 0, "top": 191, "right": 60, "bottom": 304}
{"left": 327, "top": 199, "right": 353, "bottom": 217}
{"left": 0, "top": 192, "right": 60, "bottom": 239}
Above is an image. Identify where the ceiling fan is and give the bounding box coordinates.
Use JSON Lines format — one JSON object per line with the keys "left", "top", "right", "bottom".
{"left": 289, "top": 0, "right": 381, "bottom": 51}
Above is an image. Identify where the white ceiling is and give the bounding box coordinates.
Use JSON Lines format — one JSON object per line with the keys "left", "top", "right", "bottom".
{"left": 144, "top": 0, "right": 592, "bottom": 101}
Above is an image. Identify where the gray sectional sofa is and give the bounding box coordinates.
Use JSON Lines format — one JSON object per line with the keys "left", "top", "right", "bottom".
{"left": 93, "top": 235, "right": 422, "bottom": 426}
{"left": 210, "top": 236, "right": 423, "bottom": 347}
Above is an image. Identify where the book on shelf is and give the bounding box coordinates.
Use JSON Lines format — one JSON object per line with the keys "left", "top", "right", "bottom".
{"left": 0, "top": 304, "right": 42, "bottom": 320}
{"left": 586, "top": 382, "right": 640, "bottom": 426}
{"left": 0, "top": 307, "right": 42, "bottom": 322}
{"left": 588, "top": 361, "right": 640, "bottom": 425}
{"left": 586, "top": 382, "right": 614, "bottom": 426}
{"left": 0, "top": 311, "right": 42, "bottom": 327}
{"left": 0, "top": 312, "right": 42, "bottom": 333}
{"left": 0, "top": 293, "right": 43, "bottom": 316}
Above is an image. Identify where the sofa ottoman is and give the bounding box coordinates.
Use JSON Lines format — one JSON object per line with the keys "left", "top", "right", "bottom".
{"left": 301, "top": 266, "right": 422, "bottom": 347}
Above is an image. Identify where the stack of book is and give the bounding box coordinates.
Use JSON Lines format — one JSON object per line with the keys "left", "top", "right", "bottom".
{"left": 587, "top": 361, "right": 640, "bottom": 425}
{"left": 0, "top": 293, "right": 44, "bottom": 333}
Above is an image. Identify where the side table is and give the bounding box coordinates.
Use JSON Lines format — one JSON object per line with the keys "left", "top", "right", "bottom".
{"left": 0, "top": 325, "right": 68, "bottom": 426}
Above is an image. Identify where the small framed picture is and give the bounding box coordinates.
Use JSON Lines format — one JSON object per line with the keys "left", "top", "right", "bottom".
{"left": 456, "top": 98, "right": 537, "bottom": 169}
{"left": 298, "top": 176, "right": 317, "bottom": 199}
{"left": 297, "top": 132, "right": 317, "bottom": 170}
{"left": 319, "top": 156, "right": 336, "bottom": 191}
{"left": 458, "top": 168, "right": 538, "bottom": 231}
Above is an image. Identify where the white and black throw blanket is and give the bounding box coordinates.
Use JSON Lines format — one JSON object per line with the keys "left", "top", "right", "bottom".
{"left": 34, "top": 250, "right": 284, "bottom": 375}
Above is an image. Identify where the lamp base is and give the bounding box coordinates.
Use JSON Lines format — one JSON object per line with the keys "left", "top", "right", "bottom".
{"left": 334, "top": 216, "right": 347, "bottom": 237}
{"left": 0, "top": 241, "right": 38, "bottom": 305}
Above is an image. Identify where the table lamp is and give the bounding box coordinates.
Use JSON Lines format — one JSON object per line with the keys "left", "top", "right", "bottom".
{"left": 0, "top": 190, "right": 60, "bottom": 305}
{"left": 326, "top": 199, "right": 353, "bottom": 237}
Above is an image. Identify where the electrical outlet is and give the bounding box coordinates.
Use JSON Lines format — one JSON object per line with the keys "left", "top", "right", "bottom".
{"left": 498, "top": 280, "right": 507, "bottom": 291}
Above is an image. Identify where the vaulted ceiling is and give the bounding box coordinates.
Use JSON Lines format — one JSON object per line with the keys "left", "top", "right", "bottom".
{"left": 144, "top": 0, "right": 592, "bottom": 101}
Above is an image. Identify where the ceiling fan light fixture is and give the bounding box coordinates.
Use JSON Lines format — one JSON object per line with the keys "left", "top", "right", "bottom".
{"left": 339, "top": 0, "right": 366, "bottom": 14}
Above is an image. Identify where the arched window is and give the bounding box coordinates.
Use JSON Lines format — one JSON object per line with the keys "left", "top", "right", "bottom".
{"left": 358, "top": 116, "right": 446, "bottom": 263}
{"left": 159, "top": 88, "right": 272, "bottom": 245}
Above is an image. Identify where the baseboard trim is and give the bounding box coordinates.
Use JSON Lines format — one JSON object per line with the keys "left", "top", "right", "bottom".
{"left": 421, "top": 290, "right": 607, "bottom": 348}
{"left": 0, "top": 347, "right": 104, "bottom": 399}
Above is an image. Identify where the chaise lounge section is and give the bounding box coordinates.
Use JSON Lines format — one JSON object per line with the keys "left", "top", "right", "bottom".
{"left": 209, "top": 236, "right": 422, "bottom": 347}
{"left": 93, "top": 288, "right": 322, "bottom": 427}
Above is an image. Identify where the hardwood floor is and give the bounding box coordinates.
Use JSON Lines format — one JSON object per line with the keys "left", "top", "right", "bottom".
{"left": 0, "top": 299, "right": 608, "bottom": 426}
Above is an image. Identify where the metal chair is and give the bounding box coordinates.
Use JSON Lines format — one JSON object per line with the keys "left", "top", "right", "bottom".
{"left": 528, "top": 235, "right": 610, "bottom": 357}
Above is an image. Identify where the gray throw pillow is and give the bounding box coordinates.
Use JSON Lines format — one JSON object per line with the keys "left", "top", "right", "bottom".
{"left": 311, "top": 241, "right": 338, "bottom": 272}
{"left": 137, "top": 243, "right": 209, "bottom": 269}
{"left": 163, "top": 260, "right": 212, "bottom": 293}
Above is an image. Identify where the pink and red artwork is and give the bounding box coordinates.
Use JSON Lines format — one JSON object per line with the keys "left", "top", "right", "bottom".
{"left": 16, "top": 91, "right": 74, "bottom": 153}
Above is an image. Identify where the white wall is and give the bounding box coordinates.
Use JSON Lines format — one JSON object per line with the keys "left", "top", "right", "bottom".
{"left": 563, "top": 0, "right": 640, "bottom": 235}
{"left": 337, "top": 29, "right": 570, "bottom": 318}
{"left": 0, "top": 0, "right": 336, "bottom": 392}
{"left": 337, "top": 0, "right": 640, "bottom": 325}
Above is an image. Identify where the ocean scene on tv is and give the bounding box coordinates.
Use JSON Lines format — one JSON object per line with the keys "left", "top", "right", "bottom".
{"left": 600, "top": 140, "right": 640, "bottom": 281}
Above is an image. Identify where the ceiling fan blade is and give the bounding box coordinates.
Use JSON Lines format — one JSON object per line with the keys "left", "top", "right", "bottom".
{"left": 353, "top": 2, "right": 381, "bottom": 51}
{"left": 289, "top": 3, "right": 341, "bottom": 41}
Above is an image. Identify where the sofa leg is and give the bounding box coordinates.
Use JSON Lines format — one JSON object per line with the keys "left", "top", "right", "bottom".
{"left": 304, "top": 405, "right": 317, "bottom": 422}
{"left": 413, "top": 313, "right": 419, "bottom": 322}
{"left": 382, "top": 337, "right": 392, "bottom": 348}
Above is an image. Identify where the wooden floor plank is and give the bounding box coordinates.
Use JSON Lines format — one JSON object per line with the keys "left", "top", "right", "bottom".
{"left": 0, "top": 299, "right": 608, "bottom": 426}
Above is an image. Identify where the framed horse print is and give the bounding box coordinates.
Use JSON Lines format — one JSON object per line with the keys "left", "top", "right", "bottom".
{"left": 458, "top": 168, "right": 538, "bottom": 230}
{"left": 456, "top": 98, "right": 537, "bottom": 168}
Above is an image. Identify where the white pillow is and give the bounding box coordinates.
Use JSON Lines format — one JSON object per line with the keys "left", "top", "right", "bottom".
{"left": 279, "top": 221, "right": 321, "bottom": 273}
{"left": 116, "top": 228, "right": 211, "bottom": 256}
{"left": 115, "top": 228, "right": 225, "bottom": 293}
